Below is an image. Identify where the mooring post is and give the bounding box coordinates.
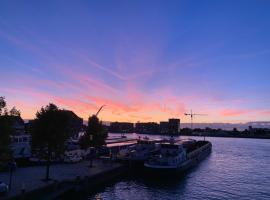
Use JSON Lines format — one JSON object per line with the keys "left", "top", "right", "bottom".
{"left": 75, "top": 176, "right": 81, "bottom": 192}
{"left": 21, "top": 182, "right": 25, "bottom": 199}
{"left": 53, "top": 180, "right": 59, "bottom": 191}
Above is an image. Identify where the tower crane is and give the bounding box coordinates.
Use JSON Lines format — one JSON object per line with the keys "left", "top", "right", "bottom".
{"left": 184, "top": 110, "right": 207, "bottom": 129}
{"left": 95, "top": 105, "right": 106, "bottom": 117}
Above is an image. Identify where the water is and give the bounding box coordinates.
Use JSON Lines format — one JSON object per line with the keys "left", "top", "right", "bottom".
{"left": 88, "top": 134, "right": 270, "bottom": 200}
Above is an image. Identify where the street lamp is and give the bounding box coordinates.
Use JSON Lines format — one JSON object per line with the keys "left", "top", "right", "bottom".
{"left": 8, "top": 160, "right": 16, "bottom": 190}
{"left": 89, "top": 134, "right": 94, "bottom": 168}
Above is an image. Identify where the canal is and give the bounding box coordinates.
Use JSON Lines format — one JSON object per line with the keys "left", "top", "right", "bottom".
{"left": 80, "top": 134, "right": 270, "bottom": 200}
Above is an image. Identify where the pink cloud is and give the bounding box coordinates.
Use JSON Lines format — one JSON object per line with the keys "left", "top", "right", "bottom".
{"left": 220, "top": 109, "right": 249, "bottom": 117}
{"left": 84, "top": 95, "right": 139, "bottom": 113}
{"left": 74, "top": 73, "right": 119, "bottom": 94}
{"left": 258, "top": 110, "right": 270, "bottom": 116}
{"left": 54, "top": 97, "right": 97, "bottom": 114}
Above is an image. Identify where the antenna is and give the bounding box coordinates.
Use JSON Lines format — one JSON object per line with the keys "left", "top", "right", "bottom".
{"left": 184, "top": 109, "right": 207, "bottom": 130}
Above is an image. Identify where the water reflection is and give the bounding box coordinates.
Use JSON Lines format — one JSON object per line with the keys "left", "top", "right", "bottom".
{"left": 86, "top": 134, "right": 270, "bottom": 200}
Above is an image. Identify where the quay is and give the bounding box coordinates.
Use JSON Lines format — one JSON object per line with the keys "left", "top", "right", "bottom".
{"left": 0, "top": 160, "right": 125, "bottom": 200}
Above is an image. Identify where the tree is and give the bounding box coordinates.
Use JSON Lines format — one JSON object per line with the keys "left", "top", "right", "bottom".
{"left": 233, "top": 127, "right": 238, "bottom": 132}
{"left": 0, "top": 96, "right": 6, "bottom": 116}
{"left": 31, "top": 103, "right": 69, "bottom": 180}
{"left": 0, "top": 116, "right": 12, "bottom": 166}
{"left": 79, "top": 115, "right": 107, "bottom": 167}
{"left": 9, "top": 107, "right": 21, "bottom": 117}
{"left": 0, "top": 97, "right": 12, "bottom": 168}
{"left": 80, "top": 115, "right": 107, "bottom": 148}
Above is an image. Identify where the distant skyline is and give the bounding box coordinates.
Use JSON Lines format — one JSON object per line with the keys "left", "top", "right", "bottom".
{"left": 0, "top": 0, "right": 270, "bottom": 123}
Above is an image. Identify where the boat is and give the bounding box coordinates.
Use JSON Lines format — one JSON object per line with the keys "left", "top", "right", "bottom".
{"left": 106, "top": 137, "right": 137, "bottom": 144}
{"left": 117, "top": 138, "right": 163, "bottom": 165}
{"left": 144, "top": 138, "right": 212, "bottom": 174}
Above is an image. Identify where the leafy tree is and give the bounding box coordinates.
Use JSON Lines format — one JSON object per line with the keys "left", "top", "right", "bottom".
{"left": 0, "top": 116, "right": 12, "bottom": 166}
{"left": 0, "top": 97, "right": 12, "bottom": 167}
{"left": 9, "top": 107, "right": 21, "bottom": 116}
{"left": 233, "top": 127, "right": 238, "bottom": 133}
{"left": 0, "top": 96, "right": 6, "bottom": 116}
{"left": 181, "top": 128, "right": 192, "bottom": 135}
{"left": 80, "top": 115, "right": 107, "bottom": 149}
{"left": 31, "top": 103, "right": 69, "bottom": 180}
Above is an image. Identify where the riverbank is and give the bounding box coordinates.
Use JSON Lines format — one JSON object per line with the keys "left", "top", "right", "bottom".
{"left": 0, "top": 159, "right": 125, "bottom": 200}
{"left": 109, "top": 132, "right": 270, "bottom": 139}
{"left": 180, "top": 133, "right": 270, "bottom": 139}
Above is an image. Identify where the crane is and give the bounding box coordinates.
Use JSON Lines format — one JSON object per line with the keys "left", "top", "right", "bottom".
{"left": 184, "top": 110, "right": 207, "bottom": 129}
{"left": 95, "top": 105, "right": 106, "bottom": 117}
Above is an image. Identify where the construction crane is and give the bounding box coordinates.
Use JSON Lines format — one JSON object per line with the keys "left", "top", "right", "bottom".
{"left": 95, "top": 105, "right": 106, "bottom": 117}
{"left": 184, "top": 110, "right": 207, "bottom": 129}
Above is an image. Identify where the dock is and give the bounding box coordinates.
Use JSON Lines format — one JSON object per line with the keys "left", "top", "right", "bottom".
{"left": 0, "top": 160, "right": 125, "bottom": 200}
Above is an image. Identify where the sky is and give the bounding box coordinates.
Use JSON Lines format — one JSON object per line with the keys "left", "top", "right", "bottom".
{"left": 0, "top": 0, "right": 270, "bottom": 123}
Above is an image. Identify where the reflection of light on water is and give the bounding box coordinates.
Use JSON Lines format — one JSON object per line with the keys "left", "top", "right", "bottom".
{"left": 95, "top": 194, "right": 102, "bottom": 200}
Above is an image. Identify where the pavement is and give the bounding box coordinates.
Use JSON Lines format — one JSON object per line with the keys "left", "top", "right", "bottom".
{"left": 0, "top": 160, "right": 123, "bottom": 199}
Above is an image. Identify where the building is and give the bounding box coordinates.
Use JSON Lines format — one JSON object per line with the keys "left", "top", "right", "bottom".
{"left": 135, "top": 122, "right": 159, "bottom": 134}
{"left": 160, "top": 121, "right": 169, "bottom": 134}
{"left": 168, "top": 118, "right": 180, "bottom": 134}
{"left": 109, "top": 122, "right": 134, "bottom": 133}
{"left": 9, "top": 116, "right": 31, "bottom": 159}
{"left": 158, "top": 119, "right": 180, "bottom": 135}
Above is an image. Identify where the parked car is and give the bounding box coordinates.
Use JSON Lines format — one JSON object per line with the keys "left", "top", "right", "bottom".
{"left": 0, "top": 181, "right": 9, "bottom": 194}
{"left": 64, "top": 154, "right": 82, "bottom": 163}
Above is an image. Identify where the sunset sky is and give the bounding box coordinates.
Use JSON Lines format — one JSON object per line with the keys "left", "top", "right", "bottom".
{"left": 0, "top": 0, "right": 270, "bottom": 123}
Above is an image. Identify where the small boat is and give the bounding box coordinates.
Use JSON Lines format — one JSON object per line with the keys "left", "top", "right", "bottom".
{"left": 106, "top": 137, "right": 137, "bottom": 144}
{"left": 144, "top": 138, "right": 212, "bottom": 174}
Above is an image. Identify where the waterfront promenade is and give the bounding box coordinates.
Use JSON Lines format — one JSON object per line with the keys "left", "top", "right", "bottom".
{"left": 0, "top": 160, "right": 124, "bottom": 200}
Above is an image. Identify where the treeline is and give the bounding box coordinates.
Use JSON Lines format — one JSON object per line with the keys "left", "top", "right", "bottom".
{"left": 0, "top": 96, "right": 107, "bottom": 180}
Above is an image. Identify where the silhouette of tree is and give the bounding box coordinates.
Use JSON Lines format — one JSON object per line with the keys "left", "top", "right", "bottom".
{"left": 9, "top": 107, "right": 21, "bottom": 116}
{"left": 233, "top": 127, "right": 238, "bottom": 132}
{"left": 0, "top": 116, "right": 12, "bottom": 166}
{"left": 31, "top": 103, "right": 69, "bottom": 180}
{"left": 80, "top": 115, "right": 107, "bottom": 149}
{"left": 0, "top": 97, "right": 12, "bottom": 167}
{"left": 0, "top": 96, "right": 6, "bottom": 116}
{"left": 181, "top": 128, "right": 192, "bottom": 135}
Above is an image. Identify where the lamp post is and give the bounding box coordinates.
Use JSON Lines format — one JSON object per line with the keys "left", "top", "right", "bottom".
{"left": 8, "top": 160, "right": 16, "bottom": 190}
{"left": 89, "top": 135, "right": 93, "bottom": 168}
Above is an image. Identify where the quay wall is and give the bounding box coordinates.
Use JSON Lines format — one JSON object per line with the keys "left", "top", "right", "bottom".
{"left": 2, "top": 161, "right": 127, "bottom": 200}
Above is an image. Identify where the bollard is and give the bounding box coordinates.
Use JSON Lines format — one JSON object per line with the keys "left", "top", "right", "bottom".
{"left": 53, "top": 180, "right": 59, "bottom": 191}
{"left": 76, "top": 176, "right": 81, "bottom": 183}
{"left": 21, "top": 182, "right": 25, "bottom": 199}
{"left": 84, "top": 176, "right": 89, "bottom": 193}
{"left": 75, "top": 176, "right": 81, "bottom": 192}
{"left": 84, "top": 176, "right": 89, "bottom": 185}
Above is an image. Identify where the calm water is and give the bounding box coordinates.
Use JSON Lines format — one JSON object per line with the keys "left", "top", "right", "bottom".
{"left": 88, "top": 134, "right": 270, "bottom": 200}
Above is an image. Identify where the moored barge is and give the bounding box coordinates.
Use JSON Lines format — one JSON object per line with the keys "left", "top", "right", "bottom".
{"left": 144, "top": 139, "right": 212, "bottom": 173}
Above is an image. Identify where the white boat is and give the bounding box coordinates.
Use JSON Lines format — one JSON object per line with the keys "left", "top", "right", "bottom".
{"left": 144, "top": 139, "right": 212, "bottom": 173}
